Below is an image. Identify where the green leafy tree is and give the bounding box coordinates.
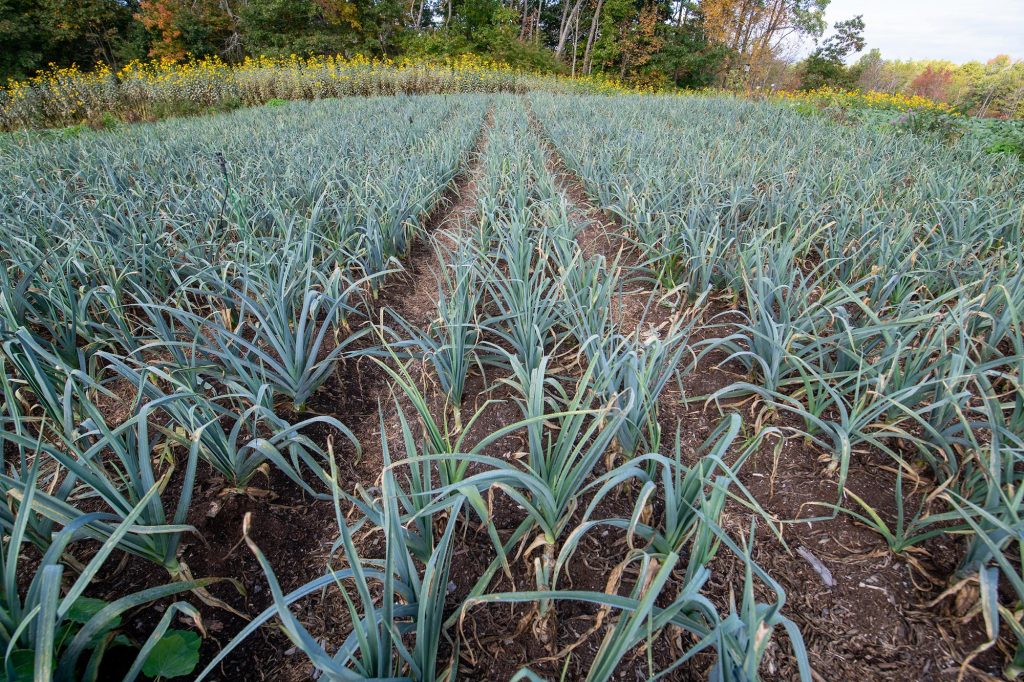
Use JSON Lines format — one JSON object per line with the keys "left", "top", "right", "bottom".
{"left": 240, "top": 0, "right": 323, "bottom": 55}
{"left": 353, "top": 0, "right": 409, "bottom": 56}
{"left": 649, "top": 18, "right": 728, "bottom": 88}
{"left": 801, "top": 14, "right": 864, "bottom": 90}
{"left": 44, "top": 0, "right": 145, "bottom": 68}
{"left": 1, "top": 0, "right": 146, "bottom": 80}
{"left": 405, "top": 0, "right": 558, "bottom": 70}
{"left": 587, "top": 0, "right": 632, "bottom": 75}
{"left": 0, "top": 0, "right": 50, "bottom": 79}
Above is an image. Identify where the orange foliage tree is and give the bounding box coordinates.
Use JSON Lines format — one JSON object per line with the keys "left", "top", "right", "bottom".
{"left": 136, "top": 0, "right": 185, "bottom": 59}
{"left": 618, "top": 3, "right": 663, "bottom": 78}
{"left": 910, "top": 66, "right": 954, "bottom": 101}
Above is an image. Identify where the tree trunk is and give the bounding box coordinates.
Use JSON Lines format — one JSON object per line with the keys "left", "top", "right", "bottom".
{"left": 571, "top": 9, "right": 580, "bottom": 76}
{"left": 731, "top": 0, "right": 752, "bottom": 52}
{"left": 677, "top": 0, "right": 689, "bottom": 27}
{"left": 752, "top": 0, "right": 787, "bottom": 70}
{"left": 583, "top": 0, "right": 603, "bottom": 75}
{"left": 558, "top": 0, "right": 571, "bottom": 51}
{"left": 219, "top": 0, "right": 244, "bottom": 61}
{"left": 556, "top": 0, "right": 587, "bottom": 58}
{"left": 979, "top": 85, "right": 998, "bottom": 117}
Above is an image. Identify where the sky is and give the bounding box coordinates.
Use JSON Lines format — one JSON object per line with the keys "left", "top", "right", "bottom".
{"left": 815, "top": 0, "right": 1024, "bottom": 63}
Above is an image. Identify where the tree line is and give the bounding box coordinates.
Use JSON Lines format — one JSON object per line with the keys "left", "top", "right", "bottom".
{"left": 0, "top": 0, "right": 848, "bottom": 85}
{"left": 1, "top": 0, "right": 1020, "bottom": 116}
{"left": 849, "top": 52, "right": 1023, "bottom": 119}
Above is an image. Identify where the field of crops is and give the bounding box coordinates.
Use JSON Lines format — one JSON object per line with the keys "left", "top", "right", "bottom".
{"left": 1, "top": 92, "right": 1022, "bottom": 681}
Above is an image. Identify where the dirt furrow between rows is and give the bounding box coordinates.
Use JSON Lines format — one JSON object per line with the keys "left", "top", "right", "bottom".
{"left": 341, "top": 105, "right": 495, "bottom": 488}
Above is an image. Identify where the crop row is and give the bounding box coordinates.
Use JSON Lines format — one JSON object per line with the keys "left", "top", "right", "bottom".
{"left": 200, "top": 97, "right": 808, "bottom": 680}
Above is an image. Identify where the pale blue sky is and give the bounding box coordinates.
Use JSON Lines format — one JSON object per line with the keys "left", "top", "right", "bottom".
{"left": 817, "top": 0, "right": 1023, "bottom": 63}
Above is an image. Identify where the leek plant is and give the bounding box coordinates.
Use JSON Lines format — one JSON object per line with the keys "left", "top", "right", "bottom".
{"left": 554, "top": 416, "right": 751, "bottom": 584}
{"left": 819, "top": 468, "right": 969, "bottom": 555}
{"left": 949, "top": 377, "right": 1024, "bottom": 578}
{"left": 373, "top": 354, "right": 537, "bottom": 489}
{"left": 556, "top": 252, "right": 618, "bottom": 357}
{"left": 195, "top": 447, "right": 464, "bottom": 682}
{"left": 386, "top": 239, "right": 484, "bottom": 411}
{"left": 698, "top": 267, "right": 833, "bottom": 395}
{"left": 1, "top": 328, "right": 108, "bottom": 437}
{"left": 480, "top": 222, "right": 566, "bottom": 376}
{"left": 586, "top": 313, "right": 695, "bottom": 458}
{"left": 0, "top": 256, "right": 130, "bottom": 372}
{"left": 341, "top": 408, "right": 440, "bottom": 562}
{"left": 702, "top": 521, "right": 811, "bottom": 682}
{"left": 0, "top": 362, "right": 59, "bottom": 551}
{"left": 1, "top": 462, "right": 212, "bottom": 682}
{"left": 2, "top": 85, "right": 1023, "bottom": 679}
{"left": 947, "top": 496, "right": 1024, "bottom": 679}
{"left": 470, "top": 551, "right": 720, "bottom": 682}
{"left": 0, "top": 382, "right": 199, "bottom": 575}
{"left": 101, "top": 353, "right": 359, "bottom": 493}
{"left": 149, "top": 260, "right": 369, "bottom": 412}
{"left": 467, "top": 523, "right": 810, "bottom": 681}
{"left": 422, "top": 355, "right": 627, "bottom": 646}
{"left": 635, "top": 210, "right": 736, "bottom": 298}
{"left": 556, "top": 241, "right": 696, "bottom": 457}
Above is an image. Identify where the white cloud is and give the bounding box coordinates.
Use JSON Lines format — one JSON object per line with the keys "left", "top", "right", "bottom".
{"left": 811, "top": 0, "right": 1024, "bottom": 63}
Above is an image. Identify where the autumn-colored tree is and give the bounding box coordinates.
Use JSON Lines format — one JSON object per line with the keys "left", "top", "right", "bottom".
{"left": 910, "top": 65, "right": 953, "bottom": 101}
{"left": 700, "top": 0, "right": 828, "bottom": 86}
{"left": 617, "top": 3, "right": 661, "bottom": 78}
{"left": 136, "top": 0, "right": 184, "bottom": 59}
{"left": 135, "top": 0, "right": 237, "bottom": 60}
{"left": 700, "top": 0, "right": 735, "bottom": 45}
